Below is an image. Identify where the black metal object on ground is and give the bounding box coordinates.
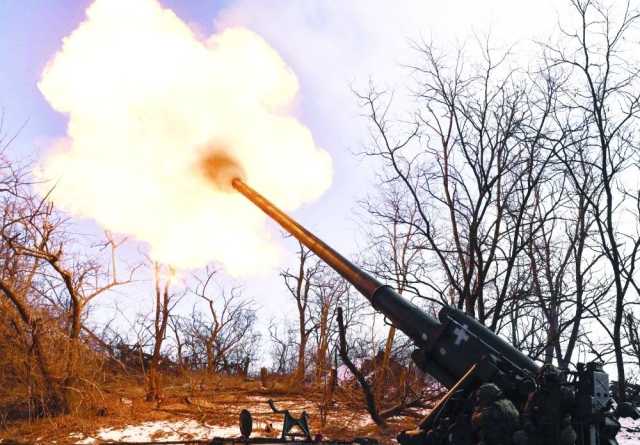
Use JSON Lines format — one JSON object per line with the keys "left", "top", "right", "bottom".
{"left": 267, "top": 399, "right": 311, "bottom": 441}
{"left": 240, "top": 409, "right": 253, "bottom": 439}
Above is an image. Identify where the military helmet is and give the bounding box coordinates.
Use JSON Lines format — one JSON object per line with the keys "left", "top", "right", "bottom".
{"left": 475, "top": 383, "right": 503, "bottom": 405}
{"left": 538, "top": 364, "right": 562, "bottom": 386}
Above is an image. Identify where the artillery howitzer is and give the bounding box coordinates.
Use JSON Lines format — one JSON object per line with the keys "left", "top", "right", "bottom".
{"left": 230, "top": 177, "right": 637, "bottom": 445}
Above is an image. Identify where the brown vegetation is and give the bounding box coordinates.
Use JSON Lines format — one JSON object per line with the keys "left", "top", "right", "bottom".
{"left": 0, "top": 371, "right": 431, "bottom": 444}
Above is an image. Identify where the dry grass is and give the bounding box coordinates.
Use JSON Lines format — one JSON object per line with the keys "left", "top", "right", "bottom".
{"left": 0, "top": 372, "right": 425, "bottom": 444}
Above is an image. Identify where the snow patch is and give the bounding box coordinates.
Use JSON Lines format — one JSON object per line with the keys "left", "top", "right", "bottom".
{"left": 617, "top": 417, "right": 640, "bottom": 445}
{"left": 68, "top": 413, "right": 640, "bottom": 444}
{"left": 72, "top": 419, "right": 239, "bottom": 444}
{"left": 244, "top": 395, "right": 270, "bottom": 402}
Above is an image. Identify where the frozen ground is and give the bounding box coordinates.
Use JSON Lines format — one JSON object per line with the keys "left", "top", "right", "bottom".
{"left": 71, "top": 420, "right": 240, "bottom": 444}
{"left": 66, "top": 394, "right": 382, "bottom": 444}
{"left": 617, "top": 417, "right": 640, "bottom": 444}
{"left": 67, "top": 416, "right": 640, "bottom": 444}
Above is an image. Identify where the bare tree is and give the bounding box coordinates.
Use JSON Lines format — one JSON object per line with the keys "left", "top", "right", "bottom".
{"left": 0, "top": 136, "right": 134, "bottom": 412}
{"left": 355, "top": 10, "right": 640, "bottom": 387}
{"left": 310, "top": 268, "right": 349, "bottom": 383}
{"left": 545, "top": 0, "right": 640, "bottom": 400}
{"left": 624, "top": 311, "right": 640, "bottom": 381}
{"left": 280, "top": 243, "right": 323, "bottom": 382}
{"left": 268, "top": 319, "right": 297, "bottom": 375}
{"left": 146, "top": 263, "right": 179, "bottom": 401}
{"left": 357, "top": 37, "right": 565, "bottom": 333}
{"left": 359, "top": 183, "right": 429, "bottom": 398}
{"left": 336, "top": 306, "right": 386, "bottom": 428}
{"left": 190, "top": 267, "right": 258, "bottom": 374}
{"left": 168, "top": 314, "right": 186, "bottom": 372}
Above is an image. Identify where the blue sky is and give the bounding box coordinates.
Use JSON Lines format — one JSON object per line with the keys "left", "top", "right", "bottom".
{"left": 0, "top": 0, "right": 570, "bottom": 347}
{"left": 0, "top": 1, "right": 231, "bottom": 158}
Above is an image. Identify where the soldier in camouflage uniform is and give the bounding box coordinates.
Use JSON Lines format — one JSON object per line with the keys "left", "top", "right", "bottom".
{"left": 470, "top": 383, "right": 520, "bottom": 445}
{"left": 521, "top": 364, "right": 576, "bottom": 445}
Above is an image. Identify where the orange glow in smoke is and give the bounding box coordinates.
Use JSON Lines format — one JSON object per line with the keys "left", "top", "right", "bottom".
{"left": 36, "top": 0, "right": 332, "bottom": 274}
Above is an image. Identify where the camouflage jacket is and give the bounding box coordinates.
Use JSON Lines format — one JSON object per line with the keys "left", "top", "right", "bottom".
{"left": 471, "top": 398, "right": 520, "bottom": 442}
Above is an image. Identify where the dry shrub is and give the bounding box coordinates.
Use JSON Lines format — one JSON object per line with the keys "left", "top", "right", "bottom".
{"left": 0, "top": 301, "right": 120, "bottom": 424}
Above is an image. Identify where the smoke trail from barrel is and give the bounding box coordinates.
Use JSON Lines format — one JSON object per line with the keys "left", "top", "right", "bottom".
{"left": 36, "top": 0, "right": 332, "bottom": 274}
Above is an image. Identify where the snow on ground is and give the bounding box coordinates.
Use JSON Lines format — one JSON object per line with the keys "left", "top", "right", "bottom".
{"left": 244, "top": 395, "right": 271, "bottom": 402}
{"left": 72, "top": 420, "right": 240, "bottom": 444}
{"left": 67, "top": 411, "right": 640, "bottom": 444}
{"left": 617, "top": 417, "right": 640, "bottom": 445}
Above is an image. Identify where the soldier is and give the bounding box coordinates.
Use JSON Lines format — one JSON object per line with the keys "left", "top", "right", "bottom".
{"left": 470, "top": 383, "right": 520, "bottom": 445}
{"left": 522, "top": 364, "right": 576, "bottom": 445}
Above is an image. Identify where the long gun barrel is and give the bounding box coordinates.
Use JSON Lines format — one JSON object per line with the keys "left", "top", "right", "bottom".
{"left": 233, "top": 177, "right": 629, "bottom": 445}
{"left": 232, "top": 177, "right": 537, "bottom": 391}
{"left": 232, "top": 178, "right": 439, "bottom": 346}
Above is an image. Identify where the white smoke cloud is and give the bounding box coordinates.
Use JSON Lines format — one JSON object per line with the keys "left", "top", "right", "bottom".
{"left": 36, "top": 0, "right": 332, "bottom": 274}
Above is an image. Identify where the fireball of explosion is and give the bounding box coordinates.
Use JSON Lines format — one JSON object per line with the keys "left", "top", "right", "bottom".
{"left": 199, "top": 148, "right": 246, "bottom": 193}
{"left": 35, "top": 0, "right": 332, "bottom": 274}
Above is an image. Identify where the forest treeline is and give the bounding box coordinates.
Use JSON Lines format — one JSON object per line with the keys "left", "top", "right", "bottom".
{"left": 1, "top": 0, "right": 640, "bottom": 425}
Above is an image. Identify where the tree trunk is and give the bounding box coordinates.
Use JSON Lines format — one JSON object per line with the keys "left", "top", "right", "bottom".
{"left": 337, "top": 307, "right": 386, "bottom": 428}
{"left": 614, "top": 306, "right": 626, "bottom": 402}
{"left": 31, "top": 320, "right": 68, "bottom": 413}
{"left": 315, "top": 305, "right": 330, "bottom": 383}
{"left": 146, "top": 361, "right": 160, "bottom": 402}
{"left": 294, "top": 331, "right": 308, "bottom": 383}
{"left": 376, "top": 325, "right": 396, "bottom": 401}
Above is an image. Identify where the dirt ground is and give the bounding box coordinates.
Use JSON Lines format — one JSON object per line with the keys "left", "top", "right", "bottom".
{"left": 0, "top": 373, "right": 425, "bottom": 445}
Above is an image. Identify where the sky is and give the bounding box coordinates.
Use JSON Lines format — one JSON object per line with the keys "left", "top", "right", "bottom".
{"left": 0, "top": 0, "right": 575, "bottom": 348}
